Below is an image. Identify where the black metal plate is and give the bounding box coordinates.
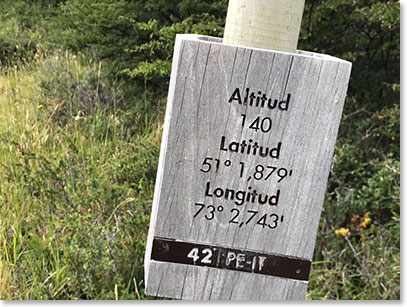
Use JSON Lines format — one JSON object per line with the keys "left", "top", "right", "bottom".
{"left": 151, "top": 237, "right": 310, "bottom": 281}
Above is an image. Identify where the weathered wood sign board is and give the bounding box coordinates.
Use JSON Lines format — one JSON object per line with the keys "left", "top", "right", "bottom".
{"left": 144, "top": 34, "right": 351, "bottom": 300}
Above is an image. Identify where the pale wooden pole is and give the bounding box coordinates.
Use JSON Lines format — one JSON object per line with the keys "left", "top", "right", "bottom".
{"left": 223, "top": 0, "right": 305, "bottom": 53}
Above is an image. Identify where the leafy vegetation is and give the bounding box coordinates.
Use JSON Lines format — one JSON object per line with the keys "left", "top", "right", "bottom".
{"left": 0, "top": 0, "right": 399, "bottom": 300}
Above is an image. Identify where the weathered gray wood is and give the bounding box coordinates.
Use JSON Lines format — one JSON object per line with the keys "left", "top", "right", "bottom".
{"left": 148, "top": 261, "right": 308, "bottom": 300}
{"left": 145, "top": 34, "right": 351, "bottom": 300}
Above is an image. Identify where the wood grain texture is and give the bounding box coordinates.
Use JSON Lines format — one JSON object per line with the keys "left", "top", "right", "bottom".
{"left": 145, "top": 34, "right": 352, "bottom": 300}
{"left": 147, "top": 262, "right": 308, "bottom": 300}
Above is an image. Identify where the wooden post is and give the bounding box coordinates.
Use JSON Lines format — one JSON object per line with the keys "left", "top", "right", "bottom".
{"left": 144, "top": 1, "right": 352, "bottom": 301}
{"left": 223, "top": 0, "right": 305, "bottom": 53}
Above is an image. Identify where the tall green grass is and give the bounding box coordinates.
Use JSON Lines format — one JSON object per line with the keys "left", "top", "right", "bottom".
{"left": 0, "top": 53, "right": 161, "bottom": 299}
{"left": 308, "top": 214, "right": 400, "bottom": 299}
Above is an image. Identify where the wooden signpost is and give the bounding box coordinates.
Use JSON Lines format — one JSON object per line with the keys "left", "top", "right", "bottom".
{"left": 144, "top": 0, "right": 351, "bottom": 300}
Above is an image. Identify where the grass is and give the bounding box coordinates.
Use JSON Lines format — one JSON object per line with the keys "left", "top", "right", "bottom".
{"left": 308, "top": 214, "right": 400, "bottom": 300}
{"left": 0, "top": 53, "right": 161, "bottom": 299}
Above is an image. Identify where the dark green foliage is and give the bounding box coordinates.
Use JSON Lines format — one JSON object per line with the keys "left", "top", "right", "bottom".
{"left": 123, "top": 13, "right": 224, "bottom": 96}
{"left": 300, "top": 1, "right": 399, "bottom": 111}
{"left": 124, "top": 0, "right": 226, "bottom": 92}
{"left": 52, "top": 0, "right": 140, "bottom": 65}
{"left": 0, "top": 0, "right": 61, "bottom": 66}
{"left": 49, "top": 0, "right": 227, "bottom": 100}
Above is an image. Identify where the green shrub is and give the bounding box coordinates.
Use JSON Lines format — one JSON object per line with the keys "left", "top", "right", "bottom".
{"left": 0, "top": 0, "right": 60, "bottom": 67}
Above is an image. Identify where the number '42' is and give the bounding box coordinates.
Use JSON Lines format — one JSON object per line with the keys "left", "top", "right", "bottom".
{"left": 187, "top": 247, "right": 213, "bottom": 264}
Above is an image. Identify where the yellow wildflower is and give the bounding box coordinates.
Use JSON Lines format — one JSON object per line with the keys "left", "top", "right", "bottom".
{"left": 335, "top": 227, "right": 350, "bottom": 236}
{"left": 37, "top": 104, "right": 43, "bottom": 109}
{"left": 359, "top": 212, "right": 371, "bottom": 228}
